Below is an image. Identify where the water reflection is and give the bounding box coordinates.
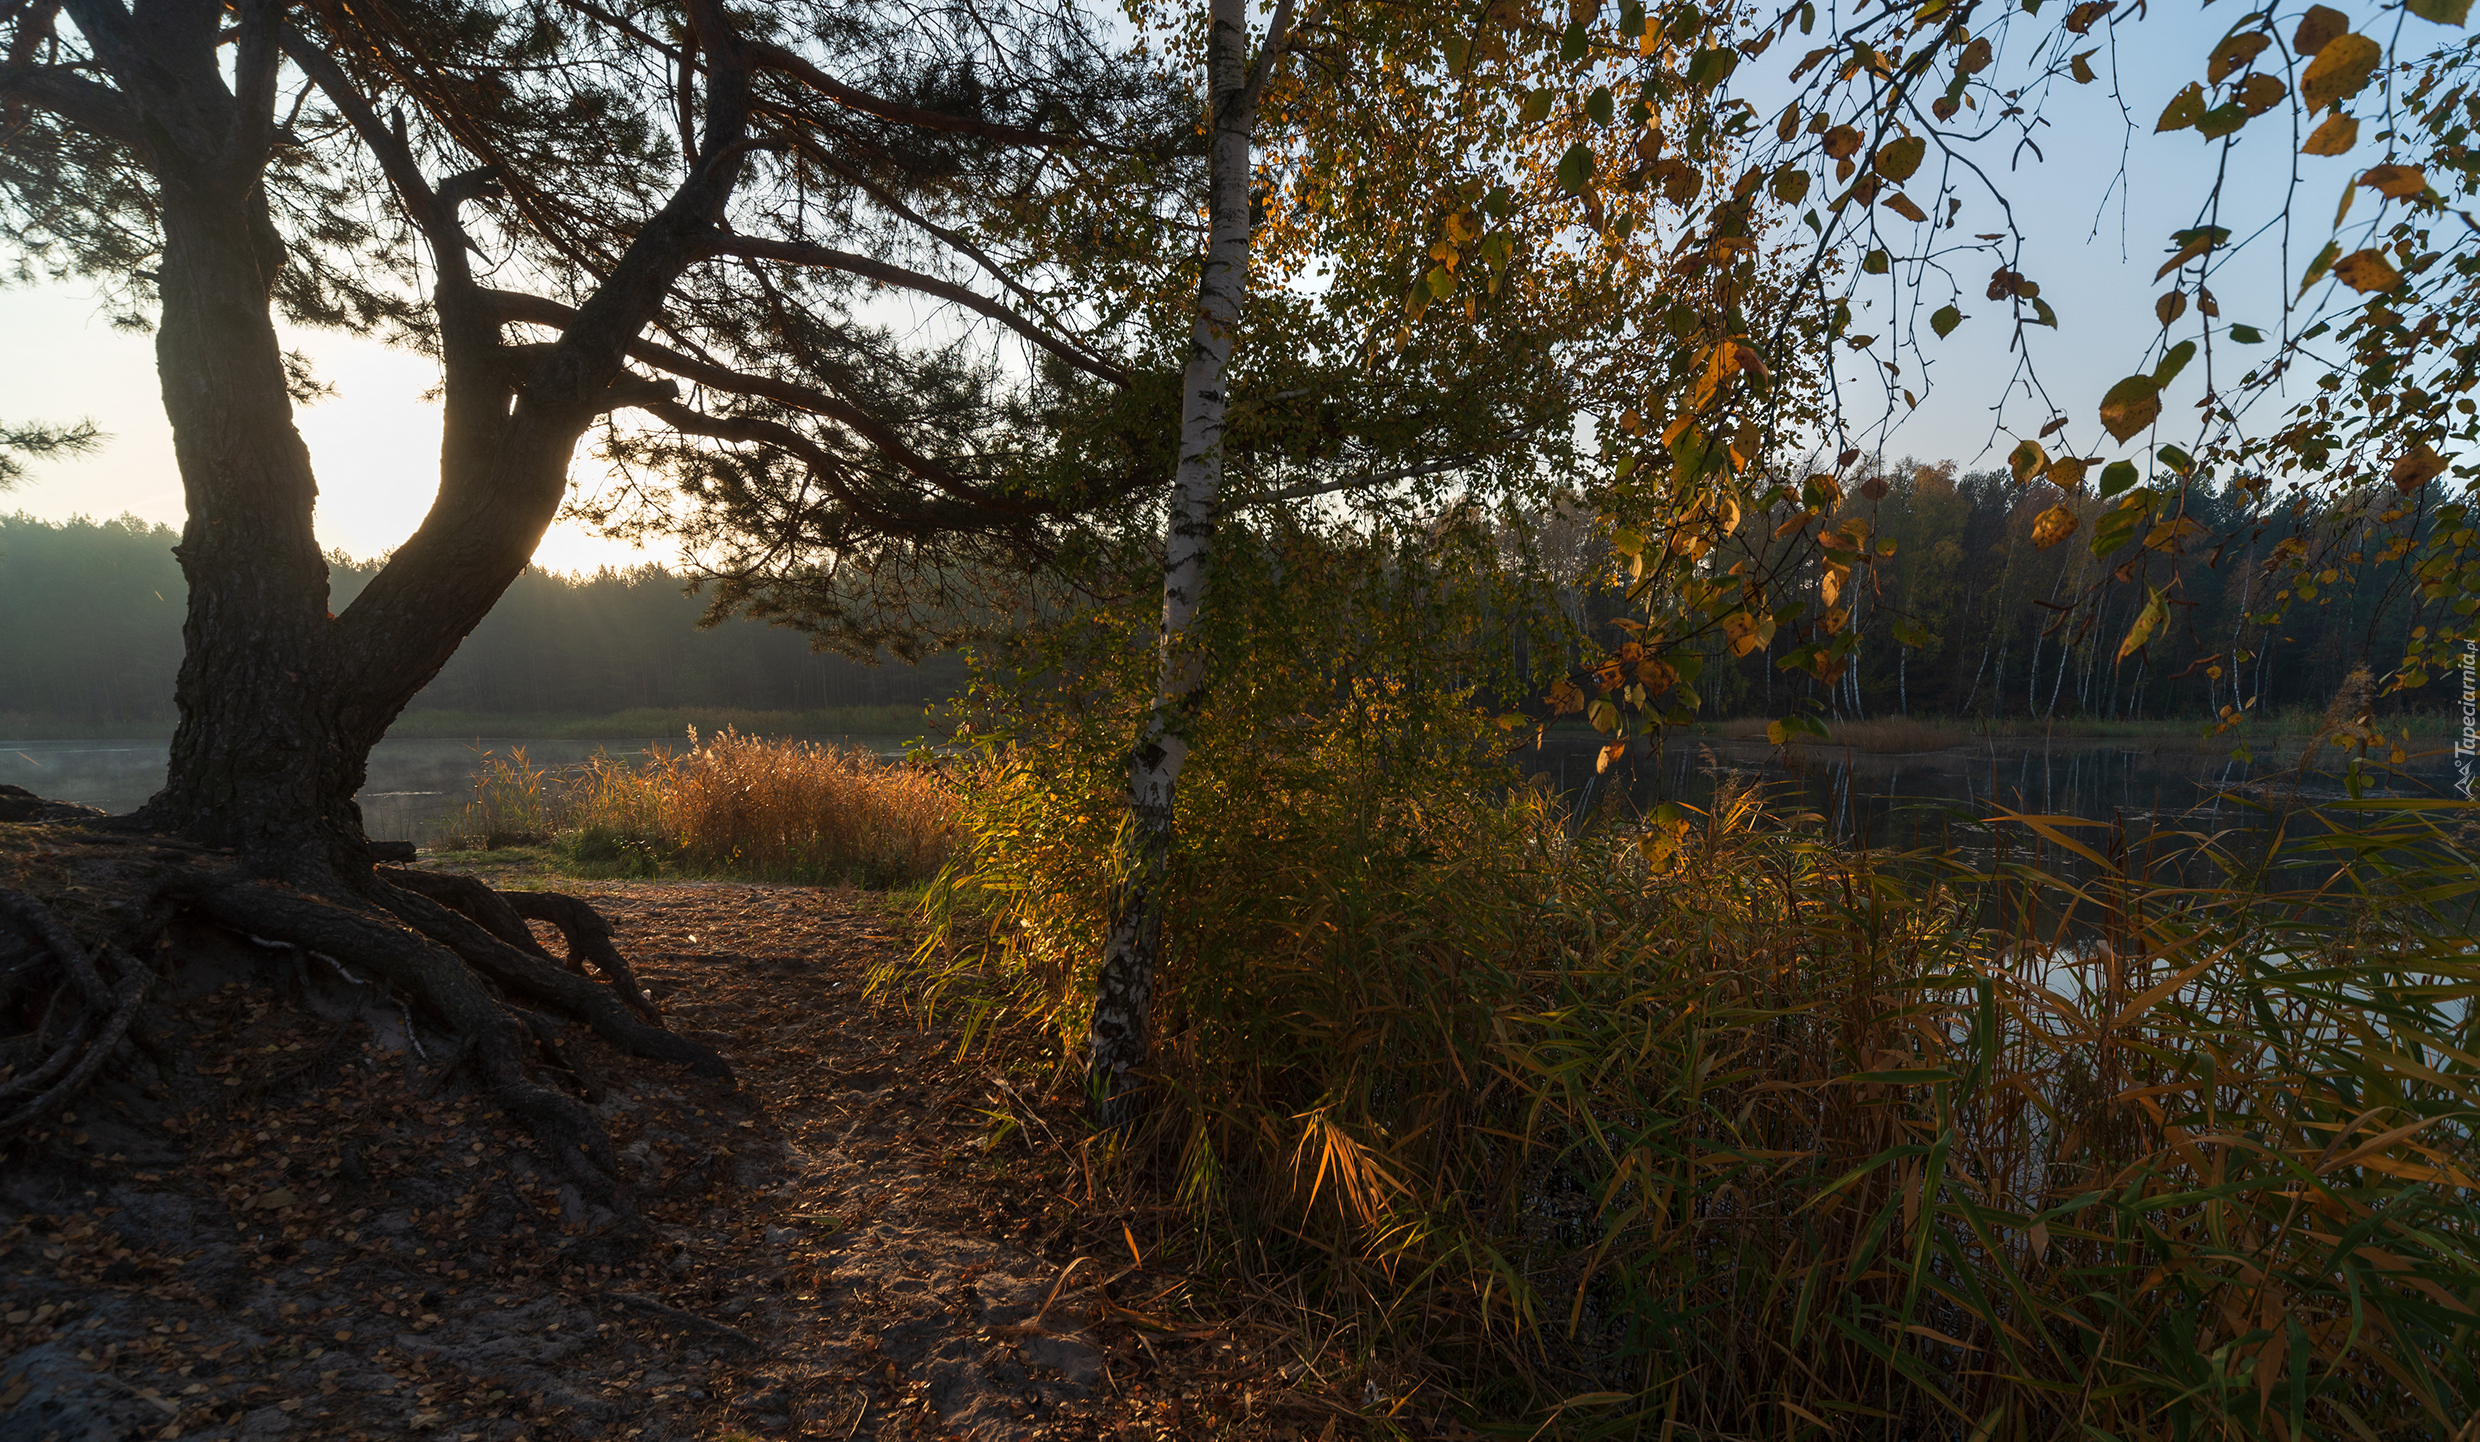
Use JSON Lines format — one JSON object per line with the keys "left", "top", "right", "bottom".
{"left": 1521, "top": 730, "right": 2465, "bottom": 879}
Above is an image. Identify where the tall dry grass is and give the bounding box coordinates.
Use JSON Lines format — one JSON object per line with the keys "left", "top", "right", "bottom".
{"left": 441, "top": 729, "right": 957, "bottom": 887}
{"left": 897, "top": 696, "right": 2480, "bottom": 1438}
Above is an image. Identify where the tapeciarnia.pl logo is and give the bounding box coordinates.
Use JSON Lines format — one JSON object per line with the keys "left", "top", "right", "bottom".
{"left": 2459, "top": 639, "right": 2477, "bottom": 801}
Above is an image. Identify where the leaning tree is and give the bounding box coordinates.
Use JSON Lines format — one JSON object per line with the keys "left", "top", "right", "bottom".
{"left": 0, "top": 0, "right": 1191, "bottom": 1204}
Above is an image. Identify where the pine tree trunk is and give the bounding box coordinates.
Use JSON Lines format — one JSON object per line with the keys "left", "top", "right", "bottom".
{"left": 129, "top": 160, "right": 371, "bottom": 871}
{"left": 1087, "top": 0, "right": 1256, "bottom": 1127}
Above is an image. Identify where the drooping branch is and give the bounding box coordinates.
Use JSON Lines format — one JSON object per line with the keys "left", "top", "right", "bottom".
{"left": 479, "top": 287, "right": 965, "bottom": 492}
{"left": 749, "top": 39, "right": 1110, "bottom": 152}
{"left": 703, "top": 234, "right": 1129, "bottom": 385}
{"left": 0, "top": 61, "right": 142, "bottom": 143}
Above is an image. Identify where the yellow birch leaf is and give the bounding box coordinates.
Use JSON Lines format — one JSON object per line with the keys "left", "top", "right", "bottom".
{"left": 2294, "top": 5, "right": 2349, "bottom": 56}
{"left": 2116, "top": 587, "right": 2168, "bottom": 661}
{"left": 2330, "top": 248, "right": 2403, "bottom": 292}
{"left": 2302, "top": 112, "right": 2360, "bottom": 155}
{"left": 1874, "top": 135, "right": 1927, "bottom": 181}
{"left": 2301, "top": 33, "right": 2381, "bottom": 112}
{"left": 2392, "top": 442, "right": 2447, "bottom": 493}
{"left": 2359, "top": 163, "right": 2427, "bottom": 197}
{"left": 2098, "top": 374, "right": 2161, "bottom": 441}
{"left": 2031, "top": 504, "right": 2077, "bottom": 549}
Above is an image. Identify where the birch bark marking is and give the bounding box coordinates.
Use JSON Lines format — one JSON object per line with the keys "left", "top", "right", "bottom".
{"left": 1086, "top": 0, "right": 1264, "bottom": 1128}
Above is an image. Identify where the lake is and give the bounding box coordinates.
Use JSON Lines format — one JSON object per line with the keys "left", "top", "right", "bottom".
{"left": 1522, "top": 728, "right": 2468, "bottom": 872}
{"left": 0, "top": 735, "right": 916, "bottom": 845}
{"left": 5, "top": 729, "right": 2465, "bottom": 861}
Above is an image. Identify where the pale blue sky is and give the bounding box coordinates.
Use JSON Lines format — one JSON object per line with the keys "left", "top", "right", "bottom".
{"left": 0, "top": 1, "right": 2410, "bottom": 567}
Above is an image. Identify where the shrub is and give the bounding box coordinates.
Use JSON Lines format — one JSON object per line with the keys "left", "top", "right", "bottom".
{"left": 900, "top": 700, "right": 2480, "bottom": 1436}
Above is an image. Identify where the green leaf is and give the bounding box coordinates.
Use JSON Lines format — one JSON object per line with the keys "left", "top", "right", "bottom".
{"left": 2407, "top": 0, "right": 2472, "bottom": 23}
{"left": 2156, "top": 81, "right": 2208, "bottom": 133}
{"left": 1863, "top": 248, "right": 1890, "bottom": 274}
{"left": 2098, "top": 374, "right": 2161, "bottom": 441}
{"left": 2196, "top": 103, "right": 2248, "bottom": 139}
{"left": 2098, "top": 459, "right": 2140, "bottom": 498}
{"left": 2152, "top": 339, "right": 2196, "bottom": 388}
{"left": 1519, "top": 88, "right": 1554, "bottom": 126}
{"left": 1562, "top": 20, "right": 1590, "bottom": 62}
{"left": 2300, "top": 240, "right": 2341, "bottom": 294}
{"left": 1557, "top": 142, "right": 1595, "bottom": 194}
{"left": 1586, "top": 86, "right": 1615, "bottom": 125}
{"left": 1687, "top": 46, "right": 1740, "bottom": 88}
{"left": 1619, "top": 0, "right": 1648, "bottom": 37}
{"left": 1931, "top": 304, "right": 1962, "bottom": 337}
{"left": 2227, "top": 322, "right": 2266, "bottom": 343}
{"left": 2090, "top": 500, "right": 2146, "bottom": 557}
{"left": 2158, "top": 443, "right": 2194, "bottom": 474}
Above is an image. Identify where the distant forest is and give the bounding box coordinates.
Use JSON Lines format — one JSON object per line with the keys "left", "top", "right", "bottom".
{"left": 1526, "top": 462, "right": 2454, "bottom": 727}
{"left": 0, "top": 514, "right": 965, "bottom": 736}
{"left": 3, "top": 468, "right": 2452, "bottom": 739}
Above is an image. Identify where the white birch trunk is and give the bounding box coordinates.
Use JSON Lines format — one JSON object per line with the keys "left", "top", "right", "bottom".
{"left": 1087, "top": 0, "right": 1256, "bottom": 1126}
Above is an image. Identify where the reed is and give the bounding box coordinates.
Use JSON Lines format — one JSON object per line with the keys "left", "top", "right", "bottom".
{"left": 440, "top": 729, "right": 958, "bottom": 887}
{"left": 897, "top": 698, "right": 2480, "bottom": 1438}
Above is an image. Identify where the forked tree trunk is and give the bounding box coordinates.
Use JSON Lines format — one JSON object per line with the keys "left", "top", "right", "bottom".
{"left": 135, "top": 158, "right": 363, "bottom": 873}
{"left": 98, "top": 2, "right": 751, "bottom": 881}
{"left": 1085, "top": 0, "right": 1258, "bottom": 1127}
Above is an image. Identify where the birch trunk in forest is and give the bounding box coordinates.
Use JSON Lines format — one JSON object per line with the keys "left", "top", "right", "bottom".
{"left": 1086, "top": 0, "right": 1293, "bottom": 1127}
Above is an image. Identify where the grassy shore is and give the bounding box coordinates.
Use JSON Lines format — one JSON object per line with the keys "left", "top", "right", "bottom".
{"left": 426, "top": 728, "right": 960, "bottom": 889}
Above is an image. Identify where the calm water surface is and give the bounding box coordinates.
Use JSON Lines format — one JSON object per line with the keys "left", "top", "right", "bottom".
{"left": 5, "top": 729, "right": 2464, "bottom": 862}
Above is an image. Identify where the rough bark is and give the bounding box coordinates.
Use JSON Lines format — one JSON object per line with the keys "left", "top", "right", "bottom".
{"left": 1085, "top": 0, "right": 1264, "bottom": 1129}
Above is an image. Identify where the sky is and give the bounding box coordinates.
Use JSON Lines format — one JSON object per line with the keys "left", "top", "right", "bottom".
{"left": 0, "top": 2, "right": 2401, "bottom": 571}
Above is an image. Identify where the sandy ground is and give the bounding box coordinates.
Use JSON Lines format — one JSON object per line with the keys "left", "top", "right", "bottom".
{"left": 2, "top": 875, "right": 1364, "bottom": 1442}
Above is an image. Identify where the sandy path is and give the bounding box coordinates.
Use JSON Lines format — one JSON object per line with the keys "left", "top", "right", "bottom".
{"left": 1, "top": 877, "right": 1286, "bottom": 1441}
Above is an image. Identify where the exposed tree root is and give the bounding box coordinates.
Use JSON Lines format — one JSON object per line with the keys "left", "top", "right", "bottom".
{"left": 383, "top": 867, "right": 665, "bottom": 1022}
{"left": 0, "top": 821, "right": 736, "bottom": 1226}
{"left": 0, "top": 888, "right": 161, "bottom": 1137}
